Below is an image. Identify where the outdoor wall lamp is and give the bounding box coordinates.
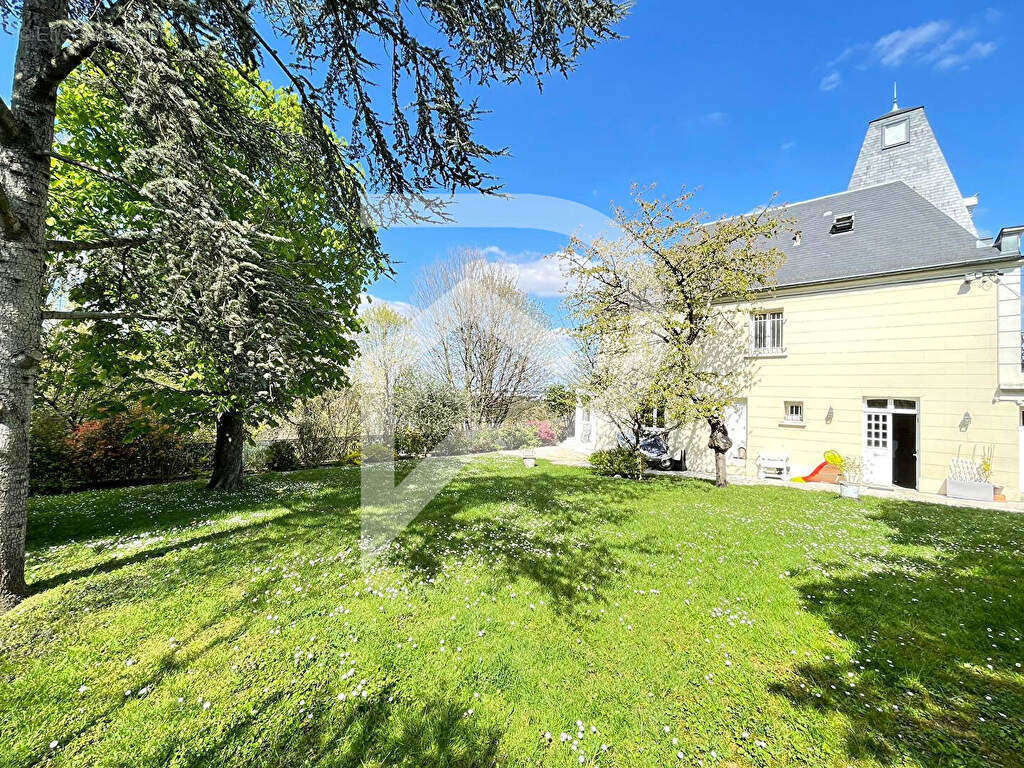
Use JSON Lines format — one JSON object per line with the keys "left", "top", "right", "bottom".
{"left": 826, "top": 405, "right": 834, "bottom": 423}
{"left": 960, "top": 411, "right": 972, "bottom": 431}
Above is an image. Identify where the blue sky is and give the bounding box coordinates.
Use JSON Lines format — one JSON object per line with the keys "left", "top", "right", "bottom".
{"left": 3, "top": 1, "right": 1021, "bottom": 321}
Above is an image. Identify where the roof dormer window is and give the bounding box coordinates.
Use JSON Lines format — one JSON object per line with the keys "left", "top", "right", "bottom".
{"left": 831, "top": 214, "right": 854, "bottom": 234}
{"left": 881, "top": 118, "right": 909, "bottom": 149}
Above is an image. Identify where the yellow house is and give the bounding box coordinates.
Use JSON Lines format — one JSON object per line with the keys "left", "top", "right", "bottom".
{"left": 573, "top": 102, "right": 1024, "bottom": 501}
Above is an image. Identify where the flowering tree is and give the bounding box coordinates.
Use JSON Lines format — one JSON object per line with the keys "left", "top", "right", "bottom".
{"left": 0, "top": 0, "right": 627, "bottom": 607}
{"left": 560, "top": 186, "right": 788, "bottom": 486}
{"left": 415, "top": 251, "right": 560, "bottom": 428}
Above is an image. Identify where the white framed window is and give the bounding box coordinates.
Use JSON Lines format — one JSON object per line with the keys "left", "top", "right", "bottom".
{"left": 648, "top": 405, "right": 666, "bottom": 429}
{"left": 881, "top": 119, "right": 909, "bottom": 149}
{"left": 752, "top": 310, "right": 784, "bottom": 354}
{"left": 784, "top": 401, "right": 804, "bottom": 423}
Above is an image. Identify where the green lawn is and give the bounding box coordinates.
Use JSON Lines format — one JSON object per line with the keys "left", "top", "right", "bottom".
{"left": 2, "top": 458, "right": 1022, "bottom": 768}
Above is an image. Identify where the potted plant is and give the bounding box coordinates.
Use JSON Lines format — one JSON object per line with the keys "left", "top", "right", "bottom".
{"left": 946, "top": 456, "right": 995, "bottom": 501}
{"left": 522, "top": 434, "right": 539, "bottom": 468}
{"left": 825, "top": 450, "right": 861, "bottom": 499}
{"left": 838, "top": 456, "right": 862, "bottom": 499}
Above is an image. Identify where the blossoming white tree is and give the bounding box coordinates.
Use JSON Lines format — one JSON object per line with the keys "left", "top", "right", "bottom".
{"left": 560, "top": 186, "right": 788, "bottom": 486}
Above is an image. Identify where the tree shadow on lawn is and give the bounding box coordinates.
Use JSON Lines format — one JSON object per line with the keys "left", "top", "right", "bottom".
{"left": 26, "top": 470, "right": 363, "bottom": 594}
{"left": 772, "top": 498, "right": 1024, "bottom": 767}
{"left": 169, "top": 684, "right": 505, "bottom": 768}
{"left": 27, "top": 461, "right": 645, "bottom": 623}
{"left": 381, "top": 465, "right": 646, "bottom": 620}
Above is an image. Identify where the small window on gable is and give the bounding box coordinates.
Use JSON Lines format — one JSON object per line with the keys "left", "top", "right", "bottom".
{"left": 881, "top": 119, "right": 908, "bottom": 149}
{"left": 792, "top": 231, "right": 802, "bottom": 246}
{"left": 784, "top": 401, "right": 804, "bottom": 423}
{"left": 831, "top": 214, "right": 854, "bottom": 234}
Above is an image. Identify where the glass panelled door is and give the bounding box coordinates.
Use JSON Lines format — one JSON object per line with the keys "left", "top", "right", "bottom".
{"left": 725, "top": 400, "right": 747, "bottom": 461}
{"left": 863, "top": 410, "right": 892, "bottom": 486}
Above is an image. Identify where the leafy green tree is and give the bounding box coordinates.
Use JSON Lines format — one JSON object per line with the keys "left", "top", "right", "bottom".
{"left": 47, "top": 67, "right": 383, "bottom": 491}
{"left": 0, "top": 0, "right": 625, "bottom": 608}
{"left": 544, "top": 383, "right": 576, "bottom": 434}
{"left": 560, "top": 186, "right": 788, "bottom": 487}
{"left": 395, "top": 375, "right": 463, "bottom": 457}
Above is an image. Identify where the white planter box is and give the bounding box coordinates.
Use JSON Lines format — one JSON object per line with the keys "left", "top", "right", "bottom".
{"left": 946, "top": 478, "right": 993, "bottom": 501}
{"left": 839, "top": 482, "right": 860, "bottom": 499}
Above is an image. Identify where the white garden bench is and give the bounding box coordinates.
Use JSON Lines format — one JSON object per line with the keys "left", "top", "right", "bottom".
{"left": 757, "top": 453, "right": 790, "bottom": 481}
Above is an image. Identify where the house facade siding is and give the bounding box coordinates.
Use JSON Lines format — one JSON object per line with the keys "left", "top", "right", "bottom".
{"left": 671, "top": 265, "right": 1024, "bottom": 499}
{"left": 571, "top": 103, "right": 1023, "bottom": 502}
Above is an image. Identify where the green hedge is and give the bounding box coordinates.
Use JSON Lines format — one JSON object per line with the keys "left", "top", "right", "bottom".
{"left": 589, "top": 446, "right": 645, "bottom": 479}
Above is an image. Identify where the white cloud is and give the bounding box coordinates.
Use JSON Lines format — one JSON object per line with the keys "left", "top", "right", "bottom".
{"left": 780, "top": 140, "right": 797, "bottom": 151}
{"left": 934, "top": 40, "right": 998, "bottom": 70}
{"left": 873, "top": 20, "right": 950, "bottom": 66}
{"left": 500, "top": 255, "right": 575, "bottom": 298}
{"left": 823, "top": 14, "right": 1000, "bottom": 86}
{"left": 819, "top": 71, "right": 842, "bottom": 91}
{"left": 701, "top": 111, "right": 728, "bottom": 125}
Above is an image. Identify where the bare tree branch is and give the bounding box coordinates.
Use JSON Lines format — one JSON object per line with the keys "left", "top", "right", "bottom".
{"left": 0, "top": 95, "right": 19, "bottom": 144}
{"left": 46, "top": 235, "right": 150, "bottom": 252}
{"left": 42, "top": 310, "right": 169, "bottom": 322}
{"left": 34, "top": 38, "right": 101, "bottom": 96}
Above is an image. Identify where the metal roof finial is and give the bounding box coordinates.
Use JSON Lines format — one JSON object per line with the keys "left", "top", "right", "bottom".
{"left": 892, "top": 82, "right": 899, "bottom": 112}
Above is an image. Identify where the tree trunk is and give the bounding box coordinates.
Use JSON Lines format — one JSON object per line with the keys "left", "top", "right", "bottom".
{"left": 0, "top": 0, "right": 65, "bottom": 610}
{"left": 707, "top": 416, "right": 732, "bottom": 488}
{"left": 208, "top": 409, "right": 245, "bottom": 491}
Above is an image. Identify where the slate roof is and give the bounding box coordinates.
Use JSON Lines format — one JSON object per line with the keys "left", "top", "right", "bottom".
{"left": 767, "top": 181, "right": 1006, "bottom": 289}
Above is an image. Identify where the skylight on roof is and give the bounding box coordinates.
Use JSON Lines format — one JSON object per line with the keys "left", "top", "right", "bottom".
{"left": 831, "top": 214, "right": 854, "bottom": 235}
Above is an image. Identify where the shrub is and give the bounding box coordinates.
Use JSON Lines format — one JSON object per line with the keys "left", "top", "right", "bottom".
{"left": 264, "top": 440, "right": 299, "bottom": 472}
{"left": 497, "top": 423, "right": 535, "bottom": 450}
{"left": 362, "top": 442, "right": 395, "bottom": 464}
{"left": 30, "top": 415, "right": 77, "bottom": 494}
{"left": 66, "top": 408, "right": 194, "bottom": 488}
{"left": 296, "top": 419, "right": 335, "bottom": 467}
{"left": 526, "top": 419, "right": 558, "bottom": 445}
{"left": 396, "top": 427, "right": 427, "bottom": 457}
{"left": 243, "top": 442, "right": 270, "bottom": 474}
{"left": 469, "top": 428, "right": 500, "bottom": 453}
{"left": 589, "top": 446, "right": 644, "bottom": 479}
{"left": 434, "top": 429, "right": 472, "bottom": 456}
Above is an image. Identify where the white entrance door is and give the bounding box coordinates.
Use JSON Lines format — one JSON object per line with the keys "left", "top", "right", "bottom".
{"left": 725, "top": 401, "right": 747, "bottom": 461}
{"left": 863, "top": 410, "right": 892, "bottom": 486}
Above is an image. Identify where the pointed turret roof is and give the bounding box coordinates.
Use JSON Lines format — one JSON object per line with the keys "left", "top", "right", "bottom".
{"left": 848, "top": 104, "right": 976, "bottom": 235}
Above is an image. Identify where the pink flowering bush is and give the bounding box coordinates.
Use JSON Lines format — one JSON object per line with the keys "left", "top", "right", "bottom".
{"left": 527, "top": 420, "right": 559, "bottom": 445}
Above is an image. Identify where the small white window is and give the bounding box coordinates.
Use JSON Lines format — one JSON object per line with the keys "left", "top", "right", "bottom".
{"left": 881, "top": 119, "right": 908, "bottom": 148}
{"left": 752, "top": 311, "right": 784, "bottom": 353}
{"left": 785, "top": 401, "right": 804, "bottom": 423}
